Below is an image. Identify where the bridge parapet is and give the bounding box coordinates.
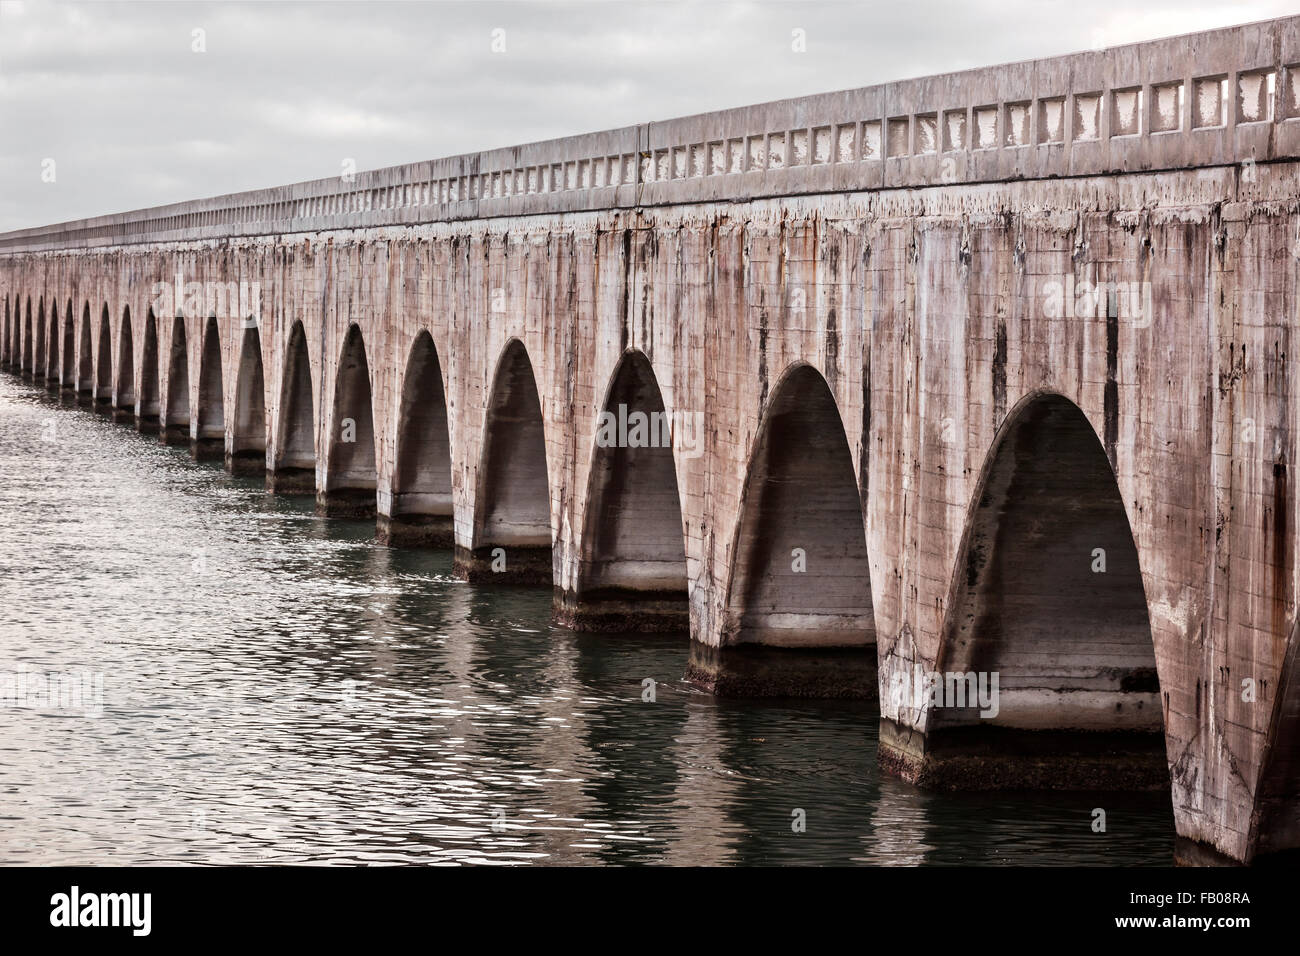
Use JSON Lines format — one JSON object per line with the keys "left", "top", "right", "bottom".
{"left": 4, "top": 15, "right": 1300, "bottom": 254}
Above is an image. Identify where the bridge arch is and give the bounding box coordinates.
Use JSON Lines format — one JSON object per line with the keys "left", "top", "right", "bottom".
{"left": 76, "top": 304, "right": 93, "bottom": 396}
{"left": 702, "top": 362, "right": 875, "bottom": 697}
{"left": 94, "top": 305, "right": 112, "bottom": 405}
{"left": 380, "top": 329, "right": 453, "bottom": 545}
{"left": 163, "top": 316, "right": 191, "bottom": 444}
{"left": 116, "top": 306, "right": 135, "bottom": 416}
{"left": 459, "top": 337, "right": 551, "bottom": 583}
{"left": 561, "top": 349, "right": 688, "bottom": 631}
{"left": 34, "top": 298, "right": 47, "bottom": 381}
{"left": 269, "top": 320, "right": 316, "bottom": 494}
{"left": 44, "top": 300, "right": 58, "bottom": 385}
{"left": 12, "top": 295, "right": 20, "bottom": 369}
{"left": 21, "top": 296, "right": 33, "bottom": 373}
{"left": 194, "top": 316, "right": 225, "bottom": 459}
{"left": 8, "top": 294, "right": 17, "bottom": 368}
{"left": 320, "top": 323, "right": 377, "bottom": 517}
{"left": 60, "top": 299, "right": 74, "bottom": 390}
{"left": 229, "top": 323, "right": 267, "bottom": 474}
{"left": 923, "top": 391, "right": 1166, "bottom": 789}
{"left": 137, "top": 309, "right": 161, "bottom": 431}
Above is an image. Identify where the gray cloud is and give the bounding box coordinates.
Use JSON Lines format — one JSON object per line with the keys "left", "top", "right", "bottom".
{"left": 1, "top": 0, "right": 1295, "bottom": 231}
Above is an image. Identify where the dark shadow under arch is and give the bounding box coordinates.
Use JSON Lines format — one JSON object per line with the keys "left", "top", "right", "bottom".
{"left": 896, "top": 392, "right": 1167, "bottom": 792}
{"left": 319, "top": 324, "right": 377, "bottom": 517}
{"left": 94, "top": 305, "right": 112, "bottom": 405}
{"left": 34, "top": 299, "right": 47, "bottom": 381}
{"left": 560, "top": 350, "right": 688, "bottom": 631}
{"left": 699, "top": 363, "right": 875, "bottom": 697}
{"left": 60, "top": 299, "right": 75, "bottom": 391}
{"left": 268, "top": 321, "right": 316, "bottom": 495}
{"left": 115, "top": 306, "right": 136, "bottom": 417}
{"left": 21, "top": 297, "right": 33, "bottom": 374}
{"left": 137, "top": 309, "right": 160, "bottom": 431}
{"left": 193, "top": 316, "right": 224, "bottom": 460}
{"left": 77, "top": 304, "right": 93, "bottom": 396}
{"left": 457, "top": 338, "right": 551, "bottom": 583}
{"left": 380, "top": 330, "right": 453, "bottom": 546}
{"left": 229, "top": 324, "right": 267, "bottom": 475}
{"left": 44, "top": 301, "right": 59, "bottom": 388}
{"left": 1255, "top": 618, "right": 1300, "bottom": 859}
{"left": 163, "top": 316, "right": 191, "bottom": 444}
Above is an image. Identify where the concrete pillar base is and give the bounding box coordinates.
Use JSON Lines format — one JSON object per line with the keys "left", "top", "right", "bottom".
{"left": 453, "top": 544, "right": 551, "bottom": 584}
{"left": 190, "top": 436, "right": 223, "bottom": 462}
{"left": 225, "top": 449, "right": 266, "bottom": 476}
{"left": 316, "top": 488, "right": 377, "bottom": 518}
{"left": 1172, "top": 837, "right": 1246, "bottom": 867}
{"left": 685, "top": 642, "right": 878, "bottom": 698}
{"left": 111, "top": 408, "right": 135, "bottom": 426}
{"left": 554, "top": 588, "right": 689, "bottom": 632}
{"left": 45, "top": 379, "right": 60, "bottom": 393}
{"left": 376, "top": 513, "right": 454, "bottom": 547}
{"left": 136, "top": 414, "right": 160, "bottom": 435}
{"left": 266, "top": 467, "right": 315, "bottom": 495}
{"left": 160, "top": 424, "right": 189, "bottom": 445}
{"left": 877, "top": 718, "right": 1169, "bottom": 790}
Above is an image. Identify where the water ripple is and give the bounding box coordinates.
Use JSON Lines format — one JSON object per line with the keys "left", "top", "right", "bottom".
{"left": 0, "top": 377, "right": 1174, "bottom": 865}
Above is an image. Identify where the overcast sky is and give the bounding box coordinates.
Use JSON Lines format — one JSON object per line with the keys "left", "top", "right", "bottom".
{"left": 1, "top": 0, "right": 1296, "bottom": 232}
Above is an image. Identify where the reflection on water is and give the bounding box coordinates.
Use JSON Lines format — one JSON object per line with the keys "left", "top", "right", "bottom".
{"left": 0, "top": 377, "right": 1175, "bottom": 865}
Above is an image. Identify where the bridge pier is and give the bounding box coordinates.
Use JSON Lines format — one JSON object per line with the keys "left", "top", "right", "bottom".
{"left": 877, "top": 720, "right": 1169, "bottom": 792}
{"left": 452, "top": 544, "right": 551, "bottom": 585}
{"left": 190, "top": 438, "right": 223, "bottom": 461}
{"left": 687, "top": 644, "right": 880, "bottom": 699}
{"left": 266, "top": 467, "right": 315, "bottom": 495}
{"left": 376, "top": 513, "right": 454, "bottom": 548}
{"left": 316, "top": 488, "right": 377, "bottom": 519}
{"left": 555, "top": 589, "right": 690, "bottom": 633}
{"left": 225, "top": 450, "right": 265, "bottom": 476}
{"left": 159, "top": 421, "right": 187, "bottom": 445}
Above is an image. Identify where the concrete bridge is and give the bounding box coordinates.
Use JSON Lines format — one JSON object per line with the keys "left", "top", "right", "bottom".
{"left": 4, "top": 16, "right": 1300, "bottom": 864}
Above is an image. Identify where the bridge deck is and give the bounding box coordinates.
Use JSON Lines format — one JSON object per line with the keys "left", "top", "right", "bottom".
{"left": 2, "top": 15, "right": 1300, "bottom": 253}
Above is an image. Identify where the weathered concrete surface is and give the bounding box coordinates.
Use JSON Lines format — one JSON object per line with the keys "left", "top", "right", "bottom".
{"left": 3, "top": 17, "right": 1300, "bottom": 864}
